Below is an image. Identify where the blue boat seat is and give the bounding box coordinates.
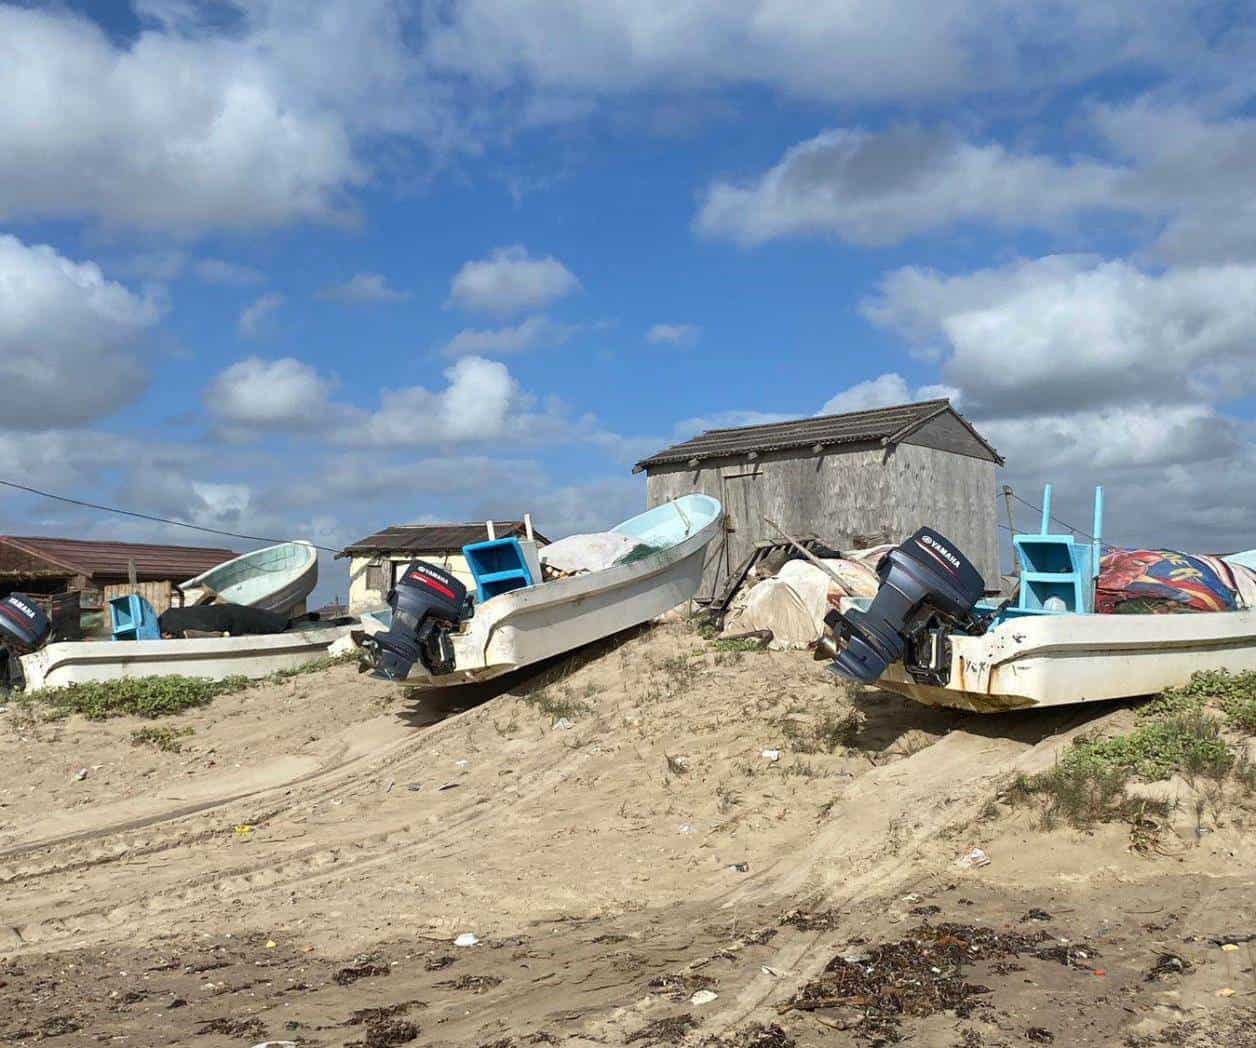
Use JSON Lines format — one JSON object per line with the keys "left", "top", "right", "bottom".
{"left": 462, "top": 537, "right": 535, "bottom": 603}
{"left": 109, "top": 594, "right": 161, "bottom": 641}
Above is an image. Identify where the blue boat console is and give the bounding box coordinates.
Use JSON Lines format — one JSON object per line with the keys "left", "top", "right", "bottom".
{"left": 1003, "top": 484, "right": 1103, "bottom": 619}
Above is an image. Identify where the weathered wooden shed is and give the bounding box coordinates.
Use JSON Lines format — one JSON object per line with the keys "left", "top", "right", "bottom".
{"left": 0, "top": 535, "right": 237, "bottom": 635}
{"left": 633, "top": 399, "right": 1004, "bottom": 598}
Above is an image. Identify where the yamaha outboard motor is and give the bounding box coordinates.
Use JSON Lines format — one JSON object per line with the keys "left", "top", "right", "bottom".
{"left": 0, "top": 593, "right": 52, "bottom": 690}
{"left": 829, "top": 528, "right": 986, "bottom": 685}
{"left": 370, "top": 561, "right": 469, "bottom": 681}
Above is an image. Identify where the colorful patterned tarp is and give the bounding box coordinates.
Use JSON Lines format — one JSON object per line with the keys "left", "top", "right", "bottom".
{"left": 1096, "top": 549, "right": 1255, "bottom": 614}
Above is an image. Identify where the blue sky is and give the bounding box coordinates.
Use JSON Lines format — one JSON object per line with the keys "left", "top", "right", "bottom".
{"left": 1, "top": 1, "right": 1254, "bottom": 605}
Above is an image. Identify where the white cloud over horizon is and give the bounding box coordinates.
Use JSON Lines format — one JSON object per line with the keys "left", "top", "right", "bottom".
{"left": 863, "top": 255, "right": 1256, "bottom": 418}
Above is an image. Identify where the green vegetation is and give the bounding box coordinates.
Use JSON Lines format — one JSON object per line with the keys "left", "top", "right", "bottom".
{"left": 1010, "top": 669, "right": 1256, "bottom": 829}
{"left": 522, "top": 686, "right": 591, "bottom": 722}
{"left": 18, "top": 652, "right": 358, "bottom": 723}
{"left": 266, "top": 652, "right": 357, "bottom": 680}
{"left": 710, "top": 636, "right": 768, "bottom": 654}
{"left": 33, "top": 675, "right": 249, "bottom": 721}
{"left": 779, "top": 708, "right": 863, "bottom": 754}
{"left": 130, "top": 724, "right": 195, "bottom": 752}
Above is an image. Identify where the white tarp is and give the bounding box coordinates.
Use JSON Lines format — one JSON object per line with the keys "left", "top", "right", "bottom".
{"left": 723, "top": 557, "right": 883, "bottom": 649}
{"left": 539, "top": 532, "right": 639, "bottom": 575}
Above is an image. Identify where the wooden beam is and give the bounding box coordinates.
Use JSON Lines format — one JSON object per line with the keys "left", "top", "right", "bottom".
{"left": 763, "top": 517, "right": 847, "bottom": 589}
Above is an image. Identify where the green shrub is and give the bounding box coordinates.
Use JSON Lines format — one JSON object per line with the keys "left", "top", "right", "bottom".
{"left": 38, "top": 675, "right": 249, "bottom": 720}
{"left": 130, "top": 724, "right": 195, "bottom": 752}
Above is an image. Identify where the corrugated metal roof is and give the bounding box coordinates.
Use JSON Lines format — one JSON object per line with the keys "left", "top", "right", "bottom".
{"left": 0, "top": 536, "right": 237, "bottom": 581}
{"left": 633, "top": 399, "right": 1000, "bottom": 470}
{"left": 340, "top": 521, "right": 550, "bottom": 558}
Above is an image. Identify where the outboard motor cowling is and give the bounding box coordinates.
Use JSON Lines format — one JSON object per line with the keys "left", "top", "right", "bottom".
{"left": 371, "top": 561, "right": 469, "bottom": 681}
{"left": 0, "top": 593, "right": 51, "bottom": 653}
{"left": 0, "top": 593, "right": 52, "bottom": 691}
{"left": 830, "top": 528, "right": 986, "bottom": 684}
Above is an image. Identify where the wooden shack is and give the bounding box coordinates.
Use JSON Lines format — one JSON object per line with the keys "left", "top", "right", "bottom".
{"left": 633, "top": 399, "right": 1004, "bottom": 598}
{"left": 0, "top": 536, "right": 237, "bottom": 634}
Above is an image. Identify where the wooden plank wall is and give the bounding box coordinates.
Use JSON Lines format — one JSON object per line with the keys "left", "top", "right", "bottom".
{"left": 102, "top": 579, "right": 175, "bottom": 615}
{"left": 884, "top": 442, "right": 1000, "bottom": 587}
{"left": 646, "top": 442, "right": 1000, "bottom": 597}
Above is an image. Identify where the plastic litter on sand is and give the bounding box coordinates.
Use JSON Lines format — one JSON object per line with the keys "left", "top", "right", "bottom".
{"left": 454, "top": 933, "right": 479, "bottom": 947}
{"left": 957, "top": 847, "right": 991, "bottom": 867}
{"left": 690, "top": 989, "right": 718, "bottom": 1005}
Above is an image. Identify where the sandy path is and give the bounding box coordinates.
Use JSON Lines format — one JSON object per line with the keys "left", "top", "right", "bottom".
{"left": 3, "top": 623, "right": 1252, "bottom": 1045}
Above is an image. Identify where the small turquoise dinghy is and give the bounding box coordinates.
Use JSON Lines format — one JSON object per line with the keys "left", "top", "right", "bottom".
{"left": 178, "top": 541, "right": 318, "bottom": 618}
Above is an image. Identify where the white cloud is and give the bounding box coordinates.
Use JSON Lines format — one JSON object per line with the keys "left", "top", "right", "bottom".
{"left": 984, "top": 403, "right": 1255, "bottom": 554}
{"left": 864, "top": 256, "right": 1256, "bottom": 417}
{"left": 239, "top": 293, "right": 285, "bottom": 338}
{"left": 695, "top": 107, "right": 1256, "bottom": 261}
{"left": 318, "top": 272, "right": 409, "bottom": 304}
{"left": 1091, "top": 103, "right": 1256, "bottom": 265}
{"left": 206, "top": 356, "right": 335, "bottom": 431}
{"left": 0, "top": 234, "right": 159, "bottom": 429}
{"left": 646, "top": 323, "right": 701, "bottom": 347}
{"left": 347, "top": 356, "right": 521, "bottom": 446}
{"left": 448, "top": 245, "right": 580, "bottom": 315}
{"left": 424, "top": 1, "right": 1214, "bottom": 105}
{"left": 695, "top": 126, "right": 1118, "bottom": 246}
{"left": 0, "top": 4, "right": 370, "bottom": 232}
{"left": 672, "top": 409, "right": 798, "bottom": 441}
{"left": 817, "top": 373, "right": 957, "bottom": 416}
{"left": 196, "top": 259, "right": 266, "bottom": 286}
{"left": 860, "top": 252, "right": 1256, "bottom": 554}
{"left": 439, "top": 315, "right": 575, "bottom": 357}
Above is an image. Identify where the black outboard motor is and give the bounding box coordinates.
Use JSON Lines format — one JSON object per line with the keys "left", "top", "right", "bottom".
{"left": 0, "top": 593, "right": 52, "bottom": 690}
{"left": 370, "top": 561, "right": 470, "bottom": 681}
{"left": 829, "top": 528, "right": 986, "bottom": 685}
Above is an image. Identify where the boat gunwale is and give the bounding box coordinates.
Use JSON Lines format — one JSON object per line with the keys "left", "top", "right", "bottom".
{"left": 463, "top": 500, "right": 722, "bottom": 626}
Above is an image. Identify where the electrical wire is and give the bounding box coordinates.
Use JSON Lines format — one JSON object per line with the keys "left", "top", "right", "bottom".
{"left": 1002, "top": 489, "right": 1128, "bottom": 551}
{"left": 0, "top": 477, "right": 341, "bottom": 553}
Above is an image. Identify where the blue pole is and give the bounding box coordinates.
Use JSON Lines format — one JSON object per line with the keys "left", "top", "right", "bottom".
{"left": 1092, "top": 485, "right": 1104, "bottom": 580}
{"left": 1041, "top": 484, "right": 1052, "bottom": 535}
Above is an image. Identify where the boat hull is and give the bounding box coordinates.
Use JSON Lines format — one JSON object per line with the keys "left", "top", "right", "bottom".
{"left": 401, "top": 496, "right": 723, "bottom": 687}
{"left": 179, "top": 541, "right": 318, "bottom": 618}
{"left": 20, "top": 627, "right": 348, "bottom": 692}
{"left": 875, "top": 607, "right": 1256, "bottom": 711}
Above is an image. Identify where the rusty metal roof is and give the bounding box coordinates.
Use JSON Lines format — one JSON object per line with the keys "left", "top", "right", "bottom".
{"left": 633, "top": 399, "right": 1001, "bottom": 470}
{"left": 0, "top": 535, "right": 237, "bottom": 581}
{"left": 339, "top": 521, "right": 550, "bottom": 559}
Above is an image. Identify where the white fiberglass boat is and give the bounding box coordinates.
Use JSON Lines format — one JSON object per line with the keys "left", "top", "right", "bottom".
{"left": 871, "top": 604, "right": 1256, "bottom": 712}
{"left": 20, "top": 625, "right": 349, "bottom": 692}
{"left": 829, "top": 487, "right": 1256, "bottom": 712}
{"left": 364, "top": 495, "right": 723, "bottom": 686}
